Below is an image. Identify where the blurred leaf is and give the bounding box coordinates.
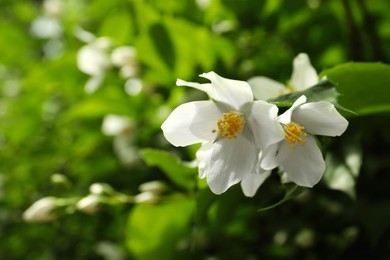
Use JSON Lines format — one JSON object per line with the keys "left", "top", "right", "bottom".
{"left": 322, "top": 62, "right": 390, "bottom": 116}
{"left": 141, "top": 149, "right": 197, "bottom": 190}
{"left": 324, "top": 144, "right": 362, "bottom": 199}
{"left": 195, "top": 187, "right": 217, "bottom": 223}
{"left": 126, "top": 200, "right": 195, "bottom": 260}
{"left": 98, "top": 10, "right": 133, "bottom": 44}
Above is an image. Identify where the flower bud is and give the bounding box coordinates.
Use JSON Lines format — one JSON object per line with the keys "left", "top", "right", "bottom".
{"left": 138, "top": 181, "right": 167, "bottom": 194}
{"left": 134, "top": 191, "right": 160, "bottom": 205}
{"left": 76, "top": 195, "right": 100, "bottom": 214}
{"left": 23, "top": 197, "right": 57, "bottom": 222}
{"left": 89, "top": 183, "right": 115, "bottom": 195}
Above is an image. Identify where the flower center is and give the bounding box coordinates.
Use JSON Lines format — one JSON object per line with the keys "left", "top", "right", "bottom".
{"left": 282, "top": 122, "right": 307, "bottom": 145}
{"left": 212, "top": 111, "right": 245, "bottom": 139}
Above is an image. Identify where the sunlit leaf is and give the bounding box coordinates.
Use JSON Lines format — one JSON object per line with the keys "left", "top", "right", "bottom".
{"left": 126, "top": 200, "right": 195, "bottom": 260}
{"left": 322, "top": 62, "right": 390, "bottom": 116}
{"left": 141, "top": 149, "right": 197, "bottom": 190}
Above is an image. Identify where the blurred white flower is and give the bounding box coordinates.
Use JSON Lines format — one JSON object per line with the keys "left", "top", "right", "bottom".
{"left": 76, "top": 194, "right": 101, "bottom": 214}
{"left": 77, "top": 38, "right": 111, "bottom": 77}
{"left": 248, "top": 53, "right": 318, "bottom": 100}
{"left": 101, "top": 114, "right": 133, "bottom": 136}
{"left": 111, "top": 46, "right": 140, "bottom": 79}
{"left": 43, "top": 0, "right": 64, "bottom": 16}
{"left": 95, "top": 241, "right": 125, "bottom": 260}
{"left": 111, "top": 46, "right": 137, "bottom": 68}
{"left": 102, "top": 114, "right": 139, "bottom": 166}
{"left": 30, "top": 16, "right": 62, "bottom": 39}
{"left": 261, "top": 95, "right": 349, "bottom": 187}
{"left": 113, "top": 135, "right": 139, "bottom": 167}
{"left": 23, "top": 197, "right": 57, "bottom": 222}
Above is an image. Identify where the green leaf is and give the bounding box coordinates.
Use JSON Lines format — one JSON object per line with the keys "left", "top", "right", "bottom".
{"left": 270, "top": 79, "right": 340, "bottom": 107}
{"left": 98, "top": 10, "right": 133, "bottom": 44}
{"left": 322, "top": 62, "right": 390, "bottom": 116}
{"left": 126, "top": 200, "right": 195, "bottom": 260}
{"left": 141, "top": 149, "right": 197, "bottom": 190}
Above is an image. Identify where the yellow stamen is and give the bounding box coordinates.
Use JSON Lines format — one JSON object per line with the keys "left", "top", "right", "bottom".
{"left": 278, "top": 85, "right": 295, "bottom": 96}
{"left": 282, "top": 122, "right": 307, "bottom": 145}
{"left": 212, "top": 111, "right": 245, "bottom": 140}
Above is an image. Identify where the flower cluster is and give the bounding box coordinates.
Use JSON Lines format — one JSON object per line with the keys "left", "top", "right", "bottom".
{"left": 161, "top": 54, "right": 348, "bottom": 197}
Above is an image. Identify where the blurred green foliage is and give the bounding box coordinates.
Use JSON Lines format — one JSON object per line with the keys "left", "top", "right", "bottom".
{"left": 0, "top": 0, "right": 390, "bottom": 259}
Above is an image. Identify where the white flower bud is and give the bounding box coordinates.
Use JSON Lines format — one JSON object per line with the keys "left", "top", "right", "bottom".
{"left": 76, "top": 195, "right": 100, "bottom": 214}
{"left": 89, "top": 183, "right": 115, "bottom": 195}
{"left": 134, "top": 191, "right": 159, "bottom": 204}
{"left": 23, "top": 197, "right": 57, "bottom": 222}
{"left": 139, "top": 181, "right": 167, "bottom": 194}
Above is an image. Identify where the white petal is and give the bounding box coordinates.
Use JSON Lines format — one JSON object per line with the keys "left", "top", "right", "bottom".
{"left": 196, "top": 142, "right": 213, "bottom": 179}
{"left": 241, "top": 170, "right": 271, "bottom": 197}
{"left": 161, "top": 101, "right": 220, "bottom": 147}
{"left": 205, "top": 135, "right": 258, "bottom": 194}
{"left": 200, "top": 71, "right": 253, "bottom": 110}
{"left": 290, "top": 53, "right": 318, "bottom": 91}
{"left": 176, "top": 79, "right": 213, "bottom": 96}
{"left": 278, "top": 95, "right": 307, "bottom": 124}
{"left": 247, "top": 76, "right": 286, "bottom": 100}
{"left": 260, "top": 143, "right": 280, "bottom": 170}
{"left": 246, "top": 101, "right": 284, "bottom": 149}
{"left": 292, "top": 102, "right": 348, "bottom": 136}
{"left": 278, "top": 135, "right": 325, "bottom": 187}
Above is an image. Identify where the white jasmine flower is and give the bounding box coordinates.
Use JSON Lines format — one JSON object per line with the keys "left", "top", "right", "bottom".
{"left": 248, "top": 53, "right": 318, "bottom": 100}
{"left": 196, "top": 142, "right": 271, "bottom": 197}
{"left": 23, "top": 197, "right": 57, "bottom": 222}
{"left": 261, "top": 95, "right": 349, "bottom": 187}
{"left": 162, "top": 72, "right": 284, "bottom": 195}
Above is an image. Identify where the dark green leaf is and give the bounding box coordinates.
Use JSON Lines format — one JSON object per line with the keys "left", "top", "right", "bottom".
{"left": 149, "top": 23, "right": 176, "bottom": 70}
{"left": 270, "top": 79, "right": 340, "bottom": 106}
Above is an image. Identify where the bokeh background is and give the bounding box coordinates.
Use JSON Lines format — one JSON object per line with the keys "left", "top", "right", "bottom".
{"left": 1, "top": 0, "right": 390, "bottom": 259}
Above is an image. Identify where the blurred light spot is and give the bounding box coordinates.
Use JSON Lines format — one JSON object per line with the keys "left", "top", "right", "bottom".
{"left": 273, "top": 230, "right": 288, "bottom": 245}
{"left": 124, "top": 78, "right": 143, "bottom": 96}
{"left": 294, "top": 229, "right": 315, "bottom": 248}
{"left": 3, "top": 80, "right": 21, "bottom": 97}
{"left": 30, "top": 16, "right": 63, "bottom": 39}
{"left": 307, "top": 0, "right": 320, "bottom": 9}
